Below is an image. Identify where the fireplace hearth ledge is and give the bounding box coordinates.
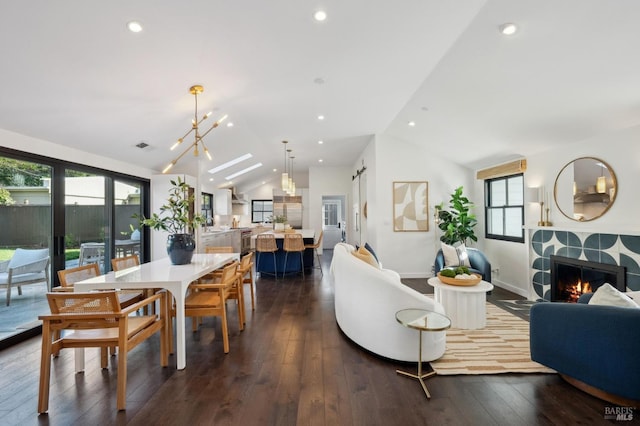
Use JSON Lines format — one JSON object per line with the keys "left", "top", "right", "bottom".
{"left": 524, "top": 224, "right": 640, "bottom": 236}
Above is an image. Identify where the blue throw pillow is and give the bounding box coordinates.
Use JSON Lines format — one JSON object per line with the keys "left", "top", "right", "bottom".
{"left": 364, "top": 242, "right": 379, "bottom": 263}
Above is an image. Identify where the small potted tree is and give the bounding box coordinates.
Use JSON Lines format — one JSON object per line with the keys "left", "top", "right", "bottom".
{"left": 135, "top": 177, "right": 205, "bottom": 265}
{"left": 435, "top": 186, "right": 477, "bottom": 245}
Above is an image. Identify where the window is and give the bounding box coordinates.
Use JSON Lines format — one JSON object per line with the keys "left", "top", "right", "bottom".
{"left": 485, "top": 174, "right": 524, "bottom": 242}
{"left": 251, "top": 199, "right": 273, "bottom": 223}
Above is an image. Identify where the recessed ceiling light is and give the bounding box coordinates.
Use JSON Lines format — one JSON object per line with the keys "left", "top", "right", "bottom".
{"left": 499, "top": 23, "right": 517, "bottom": 35}
{"left": 317, "top": 115, "right": 325, "bottom": 120}
{"left": 408, "top": 121, "right": 416, "bottom": 127}
{"left": 127, "top": 21, "right": 143, "bottom": 33}
{"left": 319, "top": 159, "right": 323, "bottom": 163}
{"left": 273, "top": 168, "right": 277, "bottom": 172}
{"left": 262, "top": 181, "right": 266, "bottom": 185}
{"left": 318, "top": 140, "right": 323, "bottom": 144}
{"left": 226, "top": 122, "right": 234, "bottom": 127}
{"left": 314, "top": 10, "right": 327, "bottom": 22}
{"left": 209, "top": 178, "right": 214, "bottom": 182}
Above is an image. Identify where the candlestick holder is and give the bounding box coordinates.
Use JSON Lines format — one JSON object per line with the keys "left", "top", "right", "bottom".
{"left": 545, "top": 207, "right": 552, "bottom": 226}
{"left": 537, "top": 201, "right": 546, "bottom": 226}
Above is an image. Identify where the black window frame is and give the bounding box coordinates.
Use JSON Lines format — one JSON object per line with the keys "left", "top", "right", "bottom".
{"left": 251, "top": 199, "right": 273, "bottom": 223}
{"left": 484, "top": 173, "right": 525, "bottom": 243}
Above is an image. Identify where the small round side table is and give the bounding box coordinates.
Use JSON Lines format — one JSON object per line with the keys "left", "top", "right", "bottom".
{"left": 395, "top": 309, "right": 451, "bottom": 399}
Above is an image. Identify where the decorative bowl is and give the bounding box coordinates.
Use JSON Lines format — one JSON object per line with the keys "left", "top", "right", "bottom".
{"left": 436, "top": 272, "right": 482, "bottom": 286}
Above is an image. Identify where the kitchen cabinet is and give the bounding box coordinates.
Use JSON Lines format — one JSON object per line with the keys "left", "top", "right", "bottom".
{"left": 200, "top": 229, "right": 241, "bottom": 253}
{"left": 214, "top": 189, "right": 232, "bottom": 215}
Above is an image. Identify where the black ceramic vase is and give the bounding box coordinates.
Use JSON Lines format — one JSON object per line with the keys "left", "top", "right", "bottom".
{"left": 166, "top": 233, "right": 195, "bottom": 265}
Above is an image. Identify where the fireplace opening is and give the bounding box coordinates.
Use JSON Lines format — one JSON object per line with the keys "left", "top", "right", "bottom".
{"left": 550, "top": 255, "right": 626, "bottom": 303}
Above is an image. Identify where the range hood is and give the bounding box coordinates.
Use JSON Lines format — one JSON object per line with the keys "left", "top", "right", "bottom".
{"left": 231, "top": 187, "right": 248, "bottom": 204}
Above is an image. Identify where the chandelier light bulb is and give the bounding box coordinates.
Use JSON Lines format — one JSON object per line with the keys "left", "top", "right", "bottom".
{"left": 170, "top": 138, "right": 183, "bottom": 151}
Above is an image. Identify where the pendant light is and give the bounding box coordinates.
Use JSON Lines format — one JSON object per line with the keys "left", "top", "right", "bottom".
{"left": 289, "top": 155, "right": 296, "bottom": 195}
{"left": 281, "top": 141, "right": 289, "bottom": 191}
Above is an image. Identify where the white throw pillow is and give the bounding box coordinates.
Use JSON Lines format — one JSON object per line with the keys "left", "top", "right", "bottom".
{"left": 588, "top": 283, "right": 639, "bottom": 308}
{"left": 441, "top": 242, "right": 471, "bottom": 267}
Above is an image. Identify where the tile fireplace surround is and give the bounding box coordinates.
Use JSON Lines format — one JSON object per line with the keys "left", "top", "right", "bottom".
{"left": 529, "top": 229, "right": 640, "bottom": 300}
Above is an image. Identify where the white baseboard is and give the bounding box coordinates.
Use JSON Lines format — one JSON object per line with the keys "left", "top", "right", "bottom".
{"left": 492, "top": 279, "right": 529, "bottom": 298}
{"left": 398, "top": 272, "right": 430, "bottom": 279}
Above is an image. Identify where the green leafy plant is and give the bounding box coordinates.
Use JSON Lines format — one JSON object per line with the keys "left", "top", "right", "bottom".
{"left": 0, "top": 188, "right": 15, "bottom": 205}
{"left": 135, "top": 177, "right": 205, "bottom": 234}
{"left": 435, "top": 186, "right": 477, "bottom": 246}
{"left": 271, "top": 215, "right": 287, "bottom": 223}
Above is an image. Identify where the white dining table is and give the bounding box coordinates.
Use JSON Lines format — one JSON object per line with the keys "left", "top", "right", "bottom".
{"left": 74, "top": 252, "right": 239, "bottom": 370}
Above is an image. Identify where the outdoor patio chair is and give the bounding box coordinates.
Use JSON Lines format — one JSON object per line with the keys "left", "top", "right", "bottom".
{"left": 0, "top": 248, "right": 50, "bottom": 306}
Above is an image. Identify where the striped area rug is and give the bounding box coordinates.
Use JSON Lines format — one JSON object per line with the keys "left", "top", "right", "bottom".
{"left": 429, "top": 303, "right": 556, "bottom": 375}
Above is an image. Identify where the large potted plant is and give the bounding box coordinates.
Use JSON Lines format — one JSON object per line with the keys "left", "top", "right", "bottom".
{"left": 136, "top": 177, "right": 205, "bottom": 265}
{"left": 435, "top": 186, "right": 477, "bottom": 246}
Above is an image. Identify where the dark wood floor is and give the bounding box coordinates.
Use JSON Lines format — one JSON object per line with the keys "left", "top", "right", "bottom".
{"left": 0, "top": 251, "right": 628, "bottom": 425}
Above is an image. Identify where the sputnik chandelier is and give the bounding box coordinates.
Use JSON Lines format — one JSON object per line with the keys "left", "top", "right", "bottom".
{"left": 162, "top": 85, "right": 227, "bottom": 173}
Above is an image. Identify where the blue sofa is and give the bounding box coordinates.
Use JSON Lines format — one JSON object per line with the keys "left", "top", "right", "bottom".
{"left": 434, "top": 248, "right": 492, "bottom": 283}
{"left": 530, "top": 293, "right": 640, "bottom": 404}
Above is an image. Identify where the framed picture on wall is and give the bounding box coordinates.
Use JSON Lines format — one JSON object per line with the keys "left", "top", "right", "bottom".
{"left": 393, "top": 181, "right": 428, "bottom": 232}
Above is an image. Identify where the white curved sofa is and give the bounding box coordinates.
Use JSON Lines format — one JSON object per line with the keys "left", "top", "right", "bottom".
{"left": 330, "top": 243, "right": 446, "bottom": 362}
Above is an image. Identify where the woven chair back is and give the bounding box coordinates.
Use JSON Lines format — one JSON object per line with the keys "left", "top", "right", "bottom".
{"left": 58, "top": 264, "right": 100, "bottom": 288}
{"left": 284, "top": 234, "right": 305, "bottom": 252}
{"left": 256, "top": 234, "right": 278, "bottom": 253}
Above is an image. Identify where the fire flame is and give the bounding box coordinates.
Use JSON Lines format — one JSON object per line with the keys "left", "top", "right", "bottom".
{"left": 576, "top": 280, "right": 592, "bottom": 294}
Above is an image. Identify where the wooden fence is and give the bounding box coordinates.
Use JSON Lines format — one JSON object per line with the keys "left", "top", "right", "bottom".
{"left": 0, "top": 205, "right": 140, "bottom": 248}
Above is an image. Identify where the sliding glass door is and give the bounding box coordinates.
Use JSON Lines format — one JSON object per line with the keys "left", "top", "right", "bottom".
{"left": 0, "top": 147, "right": 149, "bottom": 348}
{"left": 64, "top": 170, "right": 108, "bottom": 273}
{"left": 0, "top": 155, "right": 52, "bottom": 343}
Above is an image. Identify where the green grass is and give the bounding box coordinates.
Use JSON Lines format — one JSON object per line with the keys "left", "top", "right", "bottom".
{"left": 0, "top": 249, "right": 14, "bottom": 261}
{"left": 0, "top": 248, "right": 80, "bottom": 261}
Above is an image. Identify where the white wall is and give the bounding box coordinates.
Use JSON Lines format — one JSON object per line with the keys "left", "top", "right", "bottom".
{"left": 0, "top": 128, "right": 156, "bottom": 178}
{"left": 367, "top": 134, "right": 474, "bottom": 278}
{"left": 308, "top": 166, "right": 353, "bottom": 253}
{"left": 477, "top": 123, "right": 640, "bottom": 297}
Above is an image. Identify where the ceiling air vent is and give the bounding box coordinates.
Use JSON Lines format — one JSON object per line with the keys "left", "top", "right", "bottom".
{"left": 135, "top": 141, "right": 150, "bottom": 149}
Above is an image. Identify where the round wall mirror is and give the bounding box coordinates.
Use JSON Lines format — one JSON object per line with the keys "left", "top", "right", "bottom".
{"left": 554, "top": 157, "right": 617, "bottom": 222}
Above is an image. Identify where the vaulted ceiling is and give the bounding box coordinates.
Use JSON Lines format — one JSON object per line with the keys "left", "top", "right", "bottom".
{"left": 1, "top": 1, "right": 639, "bottom": 192}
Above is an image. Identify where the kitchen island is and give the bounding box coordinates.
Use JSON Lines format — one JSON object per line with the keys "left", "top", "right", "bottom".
{"left": 252, "top": 229, "right": 315, "bottom": 277}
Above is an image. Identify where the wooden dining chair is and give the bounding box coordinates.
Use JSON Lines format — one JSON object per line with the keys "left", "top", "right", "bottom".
{"left": 238, "top": 252, "right": 255, "bottom": 310}
{"left": 56, "top": 263, "right": 146, "bottom": 356}
{"left": 57, "top": 263, "right": 144, "bottom": 308}
{"left": 205, "top": 246, "right": 234, "bottom": 253}
{"left": 283, "top": 233, "right": 305, "bottom": 279}
{"left": 111, "top": 254, "right": 159, "bottom": 315}
{"left": 199, "top": 246, "right": 235, "bottom": 282}
{"left": 304, "top": 230, "right": 324, "bottom": 276}
{"left": 255, "top": 234, "right": 278, "bottom": 279}
{"left": 111, "top": 254, "right": 140, "bottom": 271}
{"left": 38, "top": 290, "right": 167, "bottom": 413}
{"left": 183, "top": 261, "right": 239, "bottom": 353}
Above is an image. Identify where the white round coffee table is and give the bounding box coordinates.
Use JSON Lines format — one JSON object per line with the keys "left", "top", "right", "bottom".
{"left": 427, "top": 277, "right": 494, "bottom": 329}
